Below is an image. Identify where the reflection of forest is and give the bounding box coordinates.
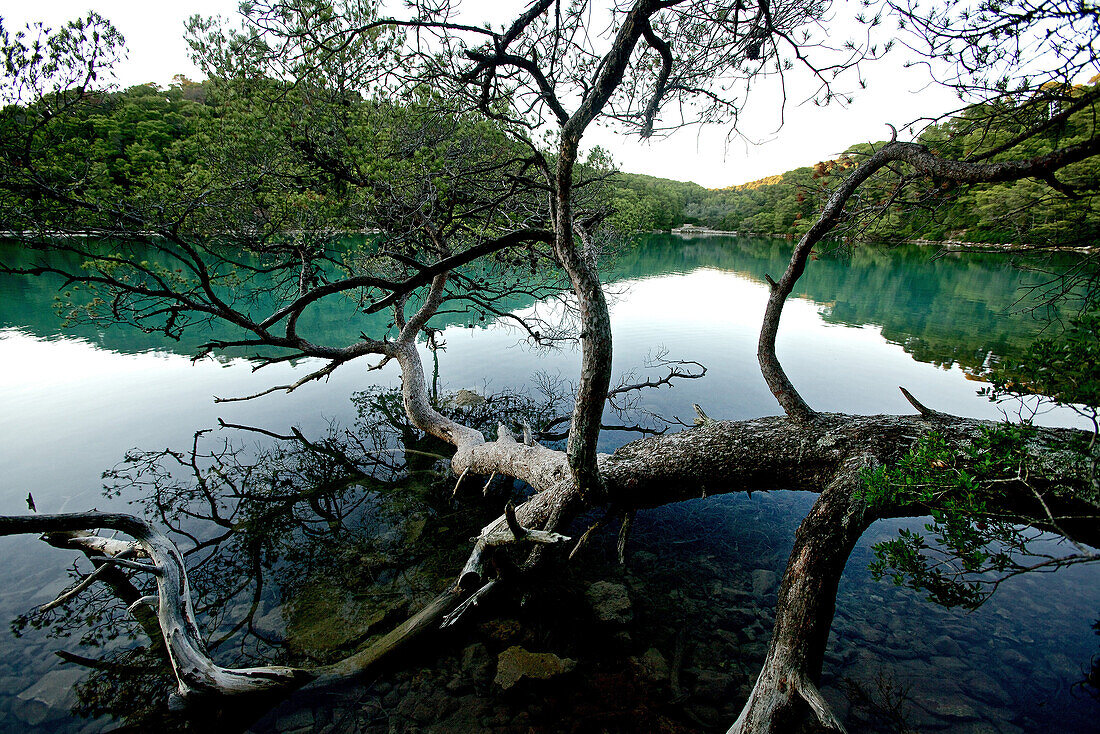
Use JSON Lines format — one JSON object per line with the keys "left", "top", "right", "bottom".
{"left": 1, "top": 235, "right": 1085, "bottom": 375}
{"left": 613, "top": 235, "right": 1086, "bottom": 376}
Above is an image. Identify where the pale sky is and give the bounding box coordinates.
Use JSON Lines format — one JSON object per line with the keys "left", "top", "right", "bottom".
{"left": 4, "top": 1, "right": 961, "bottom": 187}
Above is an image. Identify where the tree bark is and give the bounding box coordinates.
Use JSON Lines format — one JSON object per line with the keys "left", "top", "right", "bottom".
{"left": 554, "top": 137, "right": 614, "bottom": 504}
{"left": 729, "top": 460, "right": 875, "bottom": 734}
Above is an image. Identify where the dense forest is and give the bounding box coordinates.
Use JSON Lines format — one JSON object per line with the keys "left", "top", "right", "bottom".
{"left": 1, "top": 75, "right": 606, "bottom": 244}
{"left": 9, "top": 74, "right": 1100, "bottom": 247}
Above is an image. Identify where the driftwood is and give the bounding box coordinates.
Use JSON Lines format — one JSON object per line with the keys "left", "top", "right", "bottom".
{"left": 0, "top": 504, "right": 571, "bottom": 705}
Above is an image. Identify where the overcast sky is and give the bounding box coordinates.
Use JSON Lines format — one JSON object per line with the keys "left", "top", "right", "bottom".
{"left": 4, "top": 0, "right": 962, "bottom": 187}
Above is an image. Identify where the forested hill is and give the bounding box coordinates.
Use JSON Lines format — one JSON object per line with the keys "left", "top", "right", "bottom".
{"left": 610, "top": 83, "right": 1100, "bottom": 246}
{"left": 3, "top": 75, "right": 1098, "bottom": 247}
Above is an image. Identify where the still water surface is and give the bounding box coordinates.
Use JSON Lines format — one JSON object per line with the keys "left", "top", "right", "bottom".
{"left": 0, "top": 234, "right": 1097, "bottom": 732}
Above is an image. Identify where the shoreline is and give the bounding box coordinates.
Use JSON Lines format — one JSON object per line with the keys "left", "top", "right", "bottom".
{"left": 5, "top": 229, "right": 1096, "bottom": 254}
{"left": 668, "top": 227, "right": 1099, "bottom": 253}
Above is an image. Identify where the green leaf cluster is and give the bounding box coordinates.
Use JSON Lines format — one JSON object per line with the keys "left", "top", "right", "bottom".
{"left": 862, "top": 425, "right": 1032, "bottom": 511}
{"left": 864, "top": 425, "right": 1042, "bottom": 609}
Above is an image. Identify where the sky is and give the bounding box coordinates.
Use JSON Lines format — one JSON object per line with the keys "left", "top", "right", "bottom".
{"left": 3, "top": 0, "right": 962, "bottom": 188}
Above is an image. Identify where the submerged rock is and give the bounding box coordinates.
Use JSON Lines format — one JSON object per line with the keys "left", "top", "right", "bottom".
{"left": 932, "top": 634, "right": 964, "bottom": 657}
{"left": 13, "top": 669, "right": 82, "bottom": 726}
{"left": 935, "top": 701, "right": 982, "bottom": 722}
{"left": 477, "top": 618, "right": 523, "bottom": 645}
{"left": 461, "top": 642, "right": 493, "bottom": 682}
{"left": 633, "top": 647, "right": 670, "bottom": 683}
{"left": 452, "top": 389, "right": 487, "bottom": 407}
{"left": 586, "top": 580, "right": 633, "bottom": 624}
{"left": 691, "top": 669, "right": 737, "bottom": 701}
{"left": 851, "top": 621, "right": 886, "bottom": 644}
{"left": 273, "top": 707, "right": 314, "bottom": 732}
{"left": 285, "top": 590, "right": 391, "bottom": 654}
{"left": 750, "top": 569, "right": 777, "bottom": 599}
{"left": 965, "top": 672, "right": 1013, "bottom": 707}
{"left": 494, "top": 646, "right": 576, "bottom": 690}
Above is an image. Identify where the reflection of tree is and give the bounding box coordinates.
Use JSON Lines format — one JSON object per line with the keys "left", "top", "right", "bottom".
{"left": 4, "top": 234, "right": 1084, "bottom": 381}
{"left": 1089, "top": 619, "right": 1100, "bottom": 702}
{"left": 618, "top": 236, "right": 1089, "bottom": 376}
{"left": 6, "top": 393, "right": 423, "bottom": 723}
{"left": 11, "top": 380, "right": 677, "bottom": 728}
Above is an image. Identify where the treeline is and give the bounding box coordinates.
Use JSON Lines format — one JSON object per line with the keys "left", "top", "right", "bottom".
{"left": 5, "top": 75, "right": 1099, "bottom": 246}
{"left": 610, "top": 83, "right": 1100, "bottom": 245}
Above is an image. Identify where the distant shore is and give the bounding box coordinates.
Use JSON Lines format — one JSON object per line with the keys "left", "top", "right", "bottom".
{"left": 668, "top": 225, "right": 1099, "bottom": 253}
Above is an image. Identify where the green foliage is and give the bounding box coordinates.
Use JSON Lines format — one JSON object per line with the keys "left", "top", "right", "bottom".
{"left": 867, "top": 311, "right": 1100, "bottom": 610}
{"left": 850, "top": 85, "right": 1100, "bottom": 245}
{"left": 604, "top": 166, "right": 828, "bottom": 234}
{"left": 7, "top": 26, "right": 1099, "bottom": 248}
{"left": 602, "top": 85, "right": 1100, "bottom": 244}
{"left": 604, "top": 172, "right": 709, "bottom": 231}
{"left": 2, "top": 65, "right": 536, "bottom": 239}
{"left": 864, "top": 425, "right": 1041, "bottom": 608}
{"left": 861, "top": 426, "right": 1032, "bottom": 510}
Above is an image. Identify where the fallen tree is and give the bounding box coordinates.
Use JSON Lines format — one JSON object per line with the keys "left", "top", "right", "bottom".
{"left": 2, "top": 247, "right": 1097, "bottom": 731}
{"left": 3, "top": 400, "right": 1097, "bottom": 730}
{"left": 2, "top": 1, "right": 1100, "bottom": 732}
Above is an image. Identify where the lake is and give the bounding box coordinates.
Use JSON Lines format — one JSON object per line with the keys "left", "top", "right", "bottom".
{"left": 0, "top": 234, "right": 1097, "bottom": 733}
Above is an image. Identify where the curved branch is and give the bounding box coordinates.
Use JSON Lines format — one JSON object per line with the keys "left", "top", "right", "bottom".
{"left": 640, "top": 18, "right": 674, "bottom": 138}
{"left": 758, "top": 135, "right": 1100, "bottom": 421}
{"left": 0, "top": 513, "right": 312, "bottom": 700}
{"left": 464, "top": 49, "right": 571, "bottom": 125}
{"left": 364, "top": 229, "right": 554, "bottom": 316}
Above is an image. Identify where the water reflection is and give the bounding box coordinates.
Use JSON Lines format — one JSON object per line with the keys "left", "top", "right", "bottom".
{"left": 6, "top": 390, "right": 525, "bottom": 731}
{"left": 0, "top": 235, "right": 1097, "bottom": 732}
{"left": 2, "top": 388, "right": 1098, "bottom": 733}
{"left": 2, "top": 235, "right": 1086, "bottom": 375}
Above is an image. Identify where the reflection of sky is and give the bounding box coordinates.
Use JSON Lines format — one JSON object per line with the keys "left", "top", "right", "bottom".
{"left": 436, "top": 268, "right": 1092, "bottom": 445}
{"left": 2, "top": 265, "right": 1092, "bottom": 519}
{"left": 0, "top": 328, "right": 396, "bottom": 516}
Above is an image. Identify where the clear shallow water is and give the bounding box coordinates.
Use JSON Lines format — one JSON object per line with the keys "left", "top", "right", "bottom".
{"left": 0, "top": 235, "right": 1096, "bottom": 733}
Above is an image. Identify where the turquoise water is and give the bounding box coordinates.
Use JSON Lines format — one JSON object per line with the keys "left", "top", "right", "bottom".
{"left": 0, "top": 235, "right": 1096, "bottom": 732}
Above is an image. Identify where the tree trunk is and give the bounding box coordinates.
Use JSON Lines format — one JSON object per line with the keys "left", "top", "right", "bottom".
{"left": 729, "top": 459, "right": 875, "bottom": 733}
{"left": 554, "top": 134, "right": 613, "bottom": 505}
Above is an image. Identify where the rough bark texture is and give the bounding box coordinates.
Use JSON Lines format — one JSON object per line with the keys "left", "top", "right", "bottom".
{"left": 554, "top": 140, "right": 614, "bottom": 505}
{"left": 729, "top": 462, "right": 874, "bottom": 734}
{"left": 546, "top": 0, "right": 678, "bottom": 504}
